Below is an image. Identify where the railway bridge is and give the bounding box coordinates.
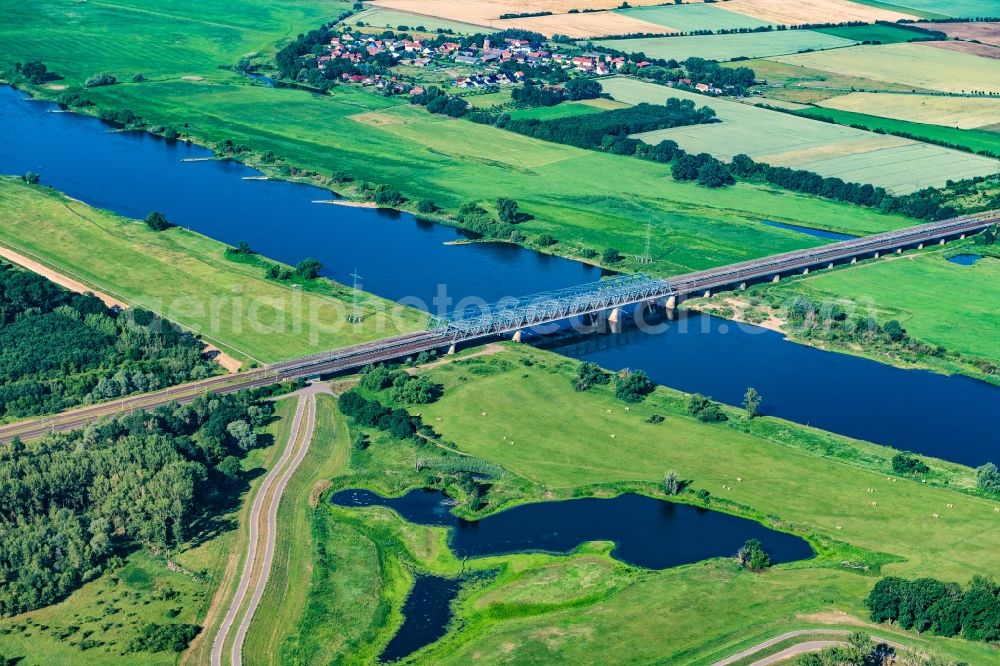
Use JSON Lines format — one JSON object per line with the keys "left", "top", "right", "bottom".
{"left": 0, "top": 210, "right": 995, "bottom": 443}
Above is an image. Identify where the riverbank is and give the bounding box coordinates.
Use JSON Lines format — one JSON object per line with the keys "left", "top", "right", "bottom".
{"left": 0, "top": 179, "right": 427, "bottom": 363}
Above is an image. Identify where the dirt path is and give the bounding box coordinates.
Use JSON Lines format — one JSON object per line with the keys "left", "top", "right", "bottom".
{"left": 0, "top": 241, "right": 242, "bottom": 373}
{"left": 210, "top": 384, "right": 321, "bottom": 666}
{"left": 711, "top": 629, "right": 909, "bottom": 666}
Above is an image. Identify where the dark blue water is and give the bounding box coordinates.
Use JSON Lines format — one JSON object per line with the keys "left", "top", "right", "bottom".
{"left": 547, "top": 310, "right": 1000, "bottom": 467}
{"left": 759, "top": 219, "right": 857, "bottom": 241}
{"left": 947, "top": 254, "right": 982, "bottom": 266}
{"left": 379, "top": 574, "right": 462, "bottom": 663}
{"left": 4, "top": 85, "right": 1000, "bottom": 466}
{"left": 331, "top": 489, "right": 813, "bottom": 569}
{"left": 0, "top": 86, "right": 599, "bottom": 308}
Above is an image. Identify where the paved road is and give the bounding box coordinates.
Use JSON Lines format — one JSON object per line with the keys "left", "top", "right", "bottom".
{"left": 210, "top": 384, "right": 321, "bottom": 666}
{"left": 711, "top": 629, "right": 909, "bottom": 666}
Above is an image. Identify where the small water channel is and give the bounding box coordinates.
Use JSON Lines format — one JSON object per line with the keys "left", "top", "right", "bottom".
{"left": 758, "top": 219, "right": 857, "bottom": 241}
{"left": 332, "top": 488, "right": 813, "bottom": 661}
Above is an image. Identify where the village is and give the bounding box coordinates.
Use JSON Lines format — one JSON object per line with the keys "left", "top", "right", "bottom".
{"left": 312, "top": 28, "right": 686, "bottom": 94}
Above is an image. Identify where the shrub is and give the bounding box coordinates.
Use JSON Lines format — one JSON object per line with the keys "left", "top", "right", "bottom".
{"left": 615, "top": 369, "right": 654, "bottom": 403}
{"left": 891, "top": 452, "right": 929, "bottom": 476}
{"left": 85, "top": 72, "right": 117, "bottom": 88}
{"left": 417, "top": 199, "right": 438, "bottom": 214}
{"left": 602, "top": 247, "right": 622, "bottom": 264}
{"left": 294, "top": 258, "right": 323, "bottom": 279}
{"left": 144, "top": 211, "right": 172, "bottom": 232}
{"left": 977, "top": 462, "right": 1000, "bottom": 496}
{"left": 21, "top": 172, "right": 40, "bottom": 185}
{"left": 127, "top": 623, "right": 200, "bottom": 653}
{"left": 736, "top": 538, "right": 772, "bottom": 571}
{"left": 372, "top": 184, "right": 404, "bottom": 207}
{"left": 574, "top": 361, "right": 609, "bottom": 392}
{"left": 687, "top": 394, "right": 728, "bottom": 422}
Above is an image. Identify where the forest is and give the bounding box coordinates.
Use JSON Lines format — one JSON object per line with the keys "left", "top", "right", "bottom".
{"left": 0, "top": 261, "right": 216, "bottom": 421}
{"left": 0, "top": 389, "right": 276, "bottom": 617}
{"left": 866, "top": 576, "right": 1000, "bottom": 643}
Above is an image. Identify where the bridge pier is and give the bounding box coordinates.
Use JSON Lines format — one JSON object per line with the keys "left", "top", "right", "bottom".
{"left": 738, "top": 282, "right": 747, "bottom": 291}
{"left": 702, "top": 290, "right": 711, "bottom": 299}
{"left": 802, "top": 267, "right": 810, "bottom": 275}
{"left": 512, "top": 330, "right": 524, "bottom": 343}
{"left": 447, "top": 343, "right": 457, "bottom": 355}
{"left": 827, "top": 262, "right": 834, "bottom": 270}
{"left": 896, "top": 248, "right": 903, "bottom": 254}
{"left": 960, "top": 234, "right": 966, "bottom": 240}
{"left": 874, "top": 252, "right": 880, "bottom": 259}
{"left": 851, "top": 257, "right": 857, "bottom": 264}
{"left": 772, "top": 275, "right": 780, "bottom": 283}
{"left": 918, "top": 243, "right": 924, "bottom": 250}
{"left": 608, "top": 307, "right": 623, "bottom": 333}
{"left": 940, "top": 239, "right": 946, "bottom": 245}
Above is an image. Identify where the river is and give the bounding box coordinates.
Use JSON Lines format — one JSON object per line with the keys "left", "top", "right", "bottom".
{"left": 2, "top": 85, "right": 998, "bottom": 466}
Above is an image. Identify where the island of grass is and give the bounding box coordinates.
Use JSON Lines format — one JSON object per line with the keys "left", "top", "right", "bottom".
{"left": 0, "top": 179, "right": 427, "bottom": 365}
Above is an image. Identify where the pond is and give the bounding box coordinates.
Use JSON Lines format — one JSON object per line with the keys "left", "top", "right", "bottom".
{"left": 332, "top": 488, "right": 812, "bottom": 662}
{"left": 947, "top": 254, "right": 982, "bottom": 266}
{"left": 331, "top": 489, "right": 813, "bottom": 569}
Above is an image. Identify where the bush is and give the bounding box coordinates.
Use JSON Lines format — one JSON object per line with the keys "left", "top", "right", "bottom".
{"left": 21, "top": 172, "right": 40, "bottom": 185}
{"left": 294, "top": 257, "right": 323, "bottom": 279}
{"left": 536, "top": 233, "right": 557, "bottom": 246}
{"left": 372, "top": 184, "right": 404, "bottom": 207}
{"left": 417, "top": 199, "right": 438, "bottom": 214}
{"left": 687, "top": 394, "right": 728, "bottom": 422}
{"left": 891, "top": 452, "right": 929, "bottom": 476}
{"left": 127, "top": 623, "right": 200, "bottom": 653}
{"left": 615, "top": 369, "right": 654, "bottom": 403}
{"left": 144, "top": 211, "right": 172, "bottom": 232}
{"left": 85, "top": 72, "right": 117, "bottom": 88}
{"left": 977, "top": 462, "right": 1000, "bottom": 496}
{"left": 602, "top": 247, "right": 622, "bottom": 264}
{"left": 736, "top": 538, "right": 772, "bottom": 571}
{"left": 574, "top": 361, "right": 609, "bottom": 392}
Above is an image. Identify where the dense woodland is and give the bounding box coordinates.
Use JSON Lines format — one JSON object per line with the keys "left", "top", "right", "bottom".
{"left": 0, "top": 389, "right": 276, "bottom": 617}
{"left": 866, "top": 576, "right": 1000, "bottom": 643}
{"left": 0, "top": 262, "right": 216, "bottom": 422}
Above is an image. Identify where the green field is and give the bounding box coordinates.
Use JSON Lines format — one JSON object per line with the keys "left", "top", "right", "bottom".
{"left": 351, "top": 7, "right": 489, "bottom": 35}
{"left": 815, "top": 22, "right": 938, "bottom": 44}
{"left": 276, "top": 347, "right": 1000, "bottom": 665}
{"left": 795, "top": 106, "right": 1000, "bottom": 156}
{"left": 851, "top": 0, "right": 999, "bottom": 19}
{"left": 767, "top": 250, "right": 1000, "bottom": 365}
{"left": 0, "top": 180, "right": 426, "bottom": 364}
{"left": 601, "top": 77, "right": 1000, "bottom": 193}
{"left": 613, "top": 3, "right": 770, "bottom": 32}
{"left": 506, "top": 100, "right": 607, "bottom": 120}
{"left": 597, "top": 30, "right": 857, "bottom": 62}
{"left": 0, "top": 0, "right": 933, "bottom": 277}
{"left": 773, "top": 43, "right": 1000, "bottom": 94}
{"left": 0, "top": 398, "right": 298, "bottom": 666}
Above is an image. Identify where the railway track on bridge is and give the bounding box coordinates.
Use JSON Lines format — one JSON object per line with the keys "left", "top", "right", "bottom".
{"left": 1, "top": 210, "right": 995, "bottom": 443}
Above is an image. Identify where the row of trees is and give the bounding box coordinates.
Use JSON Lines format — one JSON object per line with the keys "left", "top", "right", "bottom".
{"left": 511, "top": 79, "right": 603, "bottom": 107}
{"left": 0, "top": 261, "right": 215, "bottom": 421}
{"left": 866, "top": 575, "right": 1000, "bottom": 642}
{"left": 0, "top": 390, "right": 274, "bottom": 616}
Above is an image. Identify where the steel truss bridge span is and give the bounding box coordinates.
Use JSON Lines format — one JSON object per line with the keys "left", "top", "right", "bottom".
{"left": 432, "top": 210, "right": 998, "bottom": 343}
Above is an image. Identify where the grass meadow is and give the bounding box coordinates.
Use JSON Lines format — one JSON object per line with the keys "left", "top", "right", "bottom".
{"left": 0, "top": 0, "right": 928, "bottom": 278}
{"left": 0, "top": 180, "right": 427, "bottom": 364}
{"left": 597, "top": 30, "right": 857, "bottom": 62}
{"left": 768, "top": 249, "right": 1000, "bottom": 365}
{"left": 815, "top": 22, "right": 939, "bottom": 44}
{"left": 602, "top": 77, "right": 999, "bottom": 193}
{"left": 773, "top": 43, "right": 1000, "bottom": 94}
{"left": 273, "top": 348, "right": 1000, "bottom": 665}
{"left": 851, "top": 0, "right": 999, "bottom": 18}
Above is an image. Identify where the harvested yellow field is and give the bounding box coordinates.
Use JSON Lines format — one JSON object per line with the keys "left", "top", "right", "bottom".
{"left": 773, "top": 43, "right": 1000, "bottom": 94}
{"left": 933, "top": 21, "right": 1000, "bottom": 46}
{"left": 721, "top": 0, "right": 917, "bottom": 25}
{"left": 494, "top": 11, "right": 666, "bottom": 37}
{"left": 755, "top": 135, "right": 909, "bottom": 168}
{"left": 923, "top": 39, "right": 1000, "bottom": 60}
{"left": 370, "top": 0, "right": 669, "bottom": 36}
{"left": 817, "top": 92, "right": 1000, "bottom": 129}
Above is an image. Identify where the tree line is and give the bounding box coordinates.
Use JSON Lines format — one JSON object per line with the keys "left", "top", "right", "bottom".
{"left": 0, "top": 261, "right": 215, "bottom": 422}
{"left": 0, "top": 389, "right": 277, "bottom": 616}
{"left": 866, "top": 575, "right": 1000, "bottom": 643}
